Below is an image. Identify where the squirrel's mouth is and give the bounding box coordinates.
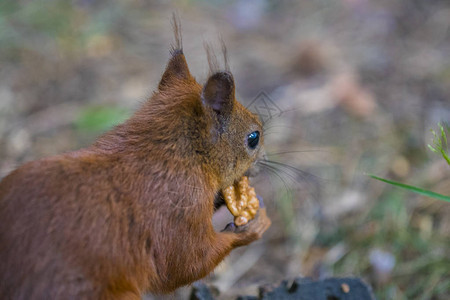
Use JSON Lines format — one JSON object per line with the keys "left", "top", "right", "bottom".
{"left": 244, "top": 159, "right": 262, "bottom": 178}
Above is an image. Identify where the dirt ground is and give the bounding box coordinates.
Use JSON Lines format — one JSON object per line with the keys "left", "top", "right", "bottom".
{"left": 1, "top": 1, "right": 449, "bottom": 299}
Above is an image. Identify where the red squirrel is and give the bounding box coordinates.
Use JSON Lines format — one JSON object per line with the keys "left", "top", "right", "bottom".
{"left": 0, "top": 17, "right": 271, "bottom": 299}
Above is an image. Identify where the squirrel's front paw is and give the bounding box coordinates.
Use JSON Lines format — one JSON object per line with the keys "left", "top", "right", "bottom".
{"left": 223, "top": 195, "right": 271, "bottom": 247}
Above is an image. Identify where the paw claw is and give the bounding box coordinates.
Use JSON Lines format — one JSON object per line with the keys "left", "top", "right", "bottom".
{"left": 222, "top": 222, "right": 236, "bottom": 232}
{"left": 257, "top": 195, "right": 264, "bottom": 208}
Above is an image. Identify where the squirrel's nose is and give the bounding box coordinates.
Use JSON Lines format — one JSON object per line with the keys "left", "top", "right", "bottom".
{"left": 244, "top": 162, "right": 260, "bottom": 178}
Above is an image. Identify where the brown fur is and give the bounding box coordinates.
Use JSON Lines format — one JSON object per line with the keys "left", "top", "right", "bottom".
{"left": 0, "top": 19, "right": 271, "bottom": 299}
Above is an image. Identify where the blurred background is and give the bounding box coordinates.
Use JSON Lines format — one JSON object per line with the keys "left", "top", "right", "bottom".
{"left": 0, "top": 0, "right": 449, "bottom": 299}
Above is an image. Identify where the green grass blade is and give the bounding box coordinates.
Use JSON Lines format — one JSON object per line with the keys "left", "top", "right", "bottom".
{"left": 427, "top": 144, "right": 437, "bottom": 153}
{"left": 368, "top": 174, "right": 450, "bottom": 202}
{"left": 440, "top": 149, "right": 450, "bottom": 165}
{"left": 439, "top": 123, "right": 447, "bottom": 147}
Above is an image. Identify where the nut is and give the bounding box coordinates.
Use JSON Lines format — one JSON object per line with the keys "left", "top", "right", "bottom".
{"left": 223, "top": 176, "right": 259, "bottom": 226}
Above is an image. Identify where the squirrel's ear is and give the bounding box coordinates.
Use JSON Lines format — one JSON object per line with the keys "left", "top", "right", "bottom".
{"left": 158, "top": 50, "right": 192, "bottom": 89}
{"left": 201, "top": 71, "right": 235, "bottom": 117}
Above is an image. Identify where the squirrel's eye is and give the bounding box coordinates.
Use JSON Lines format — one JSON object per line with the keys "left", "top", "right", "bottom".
{"left": 247, "top": 131, "right": 260, "bottom": 150}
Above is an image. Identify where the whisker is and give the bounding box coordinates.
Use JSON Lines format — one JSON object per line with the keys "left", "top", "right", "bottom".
{"left": 257, "top": 100, "right": 312, "bottom": 124}
{"left": 259, "top": 160, "right": 323, "bottom": 201}
{"left": 263, "top": 125, "right": 303, "bottom": 131}
{"left": 258, "top": 105, "right": 306, "bottom": 127}
{"left": 258, "top": 162, "right": 309, "bottom": 204}
{"left": 258, "top": 163, "right": 293, "bottom": 197}
{"left": 261, "top": 160, "right": 324, "bottom": 183}
{"left": 267, "top": 150, "right": 327, "bottom": 156}
{"left": 259, "top": 161, "right": 301, "bottom": 186}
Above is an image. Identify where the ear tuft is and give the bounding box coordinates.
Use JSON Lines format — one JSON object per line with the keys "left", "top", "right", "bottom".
{"left": 204, "top": 39, "right": 230, "bottom": 75}
{"left": 170, "top": 12, "right": 183, "bottom": 54}
{"left": 158, "top": 14, "right": 191, "bottom": 90}
{"left": 202, "top": 71, "right": 235, "bottom": 115}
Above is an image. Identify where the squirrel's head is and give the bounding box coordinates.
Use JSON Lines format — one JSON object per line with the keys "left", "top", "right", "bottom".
{"left": 110, "top": 18, "right": 263, "bottom": 189}
{"left": 198, "top": 69, "right": 264, "bottom": 188}
{"left": 155, "top": 46, "right": 263, "bottom": 188}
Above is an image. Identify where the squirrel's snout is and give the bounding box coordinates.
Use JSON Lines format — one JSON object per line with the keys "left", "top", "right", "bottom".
{"left": 244, "top": 162, "right": 260, "bottom": 178}
{"left": 245, "top": 148, "right": 266, "bottom": 178}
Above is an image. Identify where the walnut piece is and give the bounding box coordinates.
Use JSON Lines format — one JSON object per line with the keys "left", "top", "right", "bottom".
{"left": 223, "top": 176, "right": 259, "bottom": 226}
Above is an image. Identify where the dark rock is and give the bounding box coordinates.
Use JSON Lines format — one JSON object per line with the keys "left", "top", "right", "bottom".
{"left": 261, "top": 277, "right": 375, "bottom": 300}
{"left": 190, "top": 277, "right": 376, "bottom": 300}
{"left": 190, "top": 281, "right": 219, "bottom": 300}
